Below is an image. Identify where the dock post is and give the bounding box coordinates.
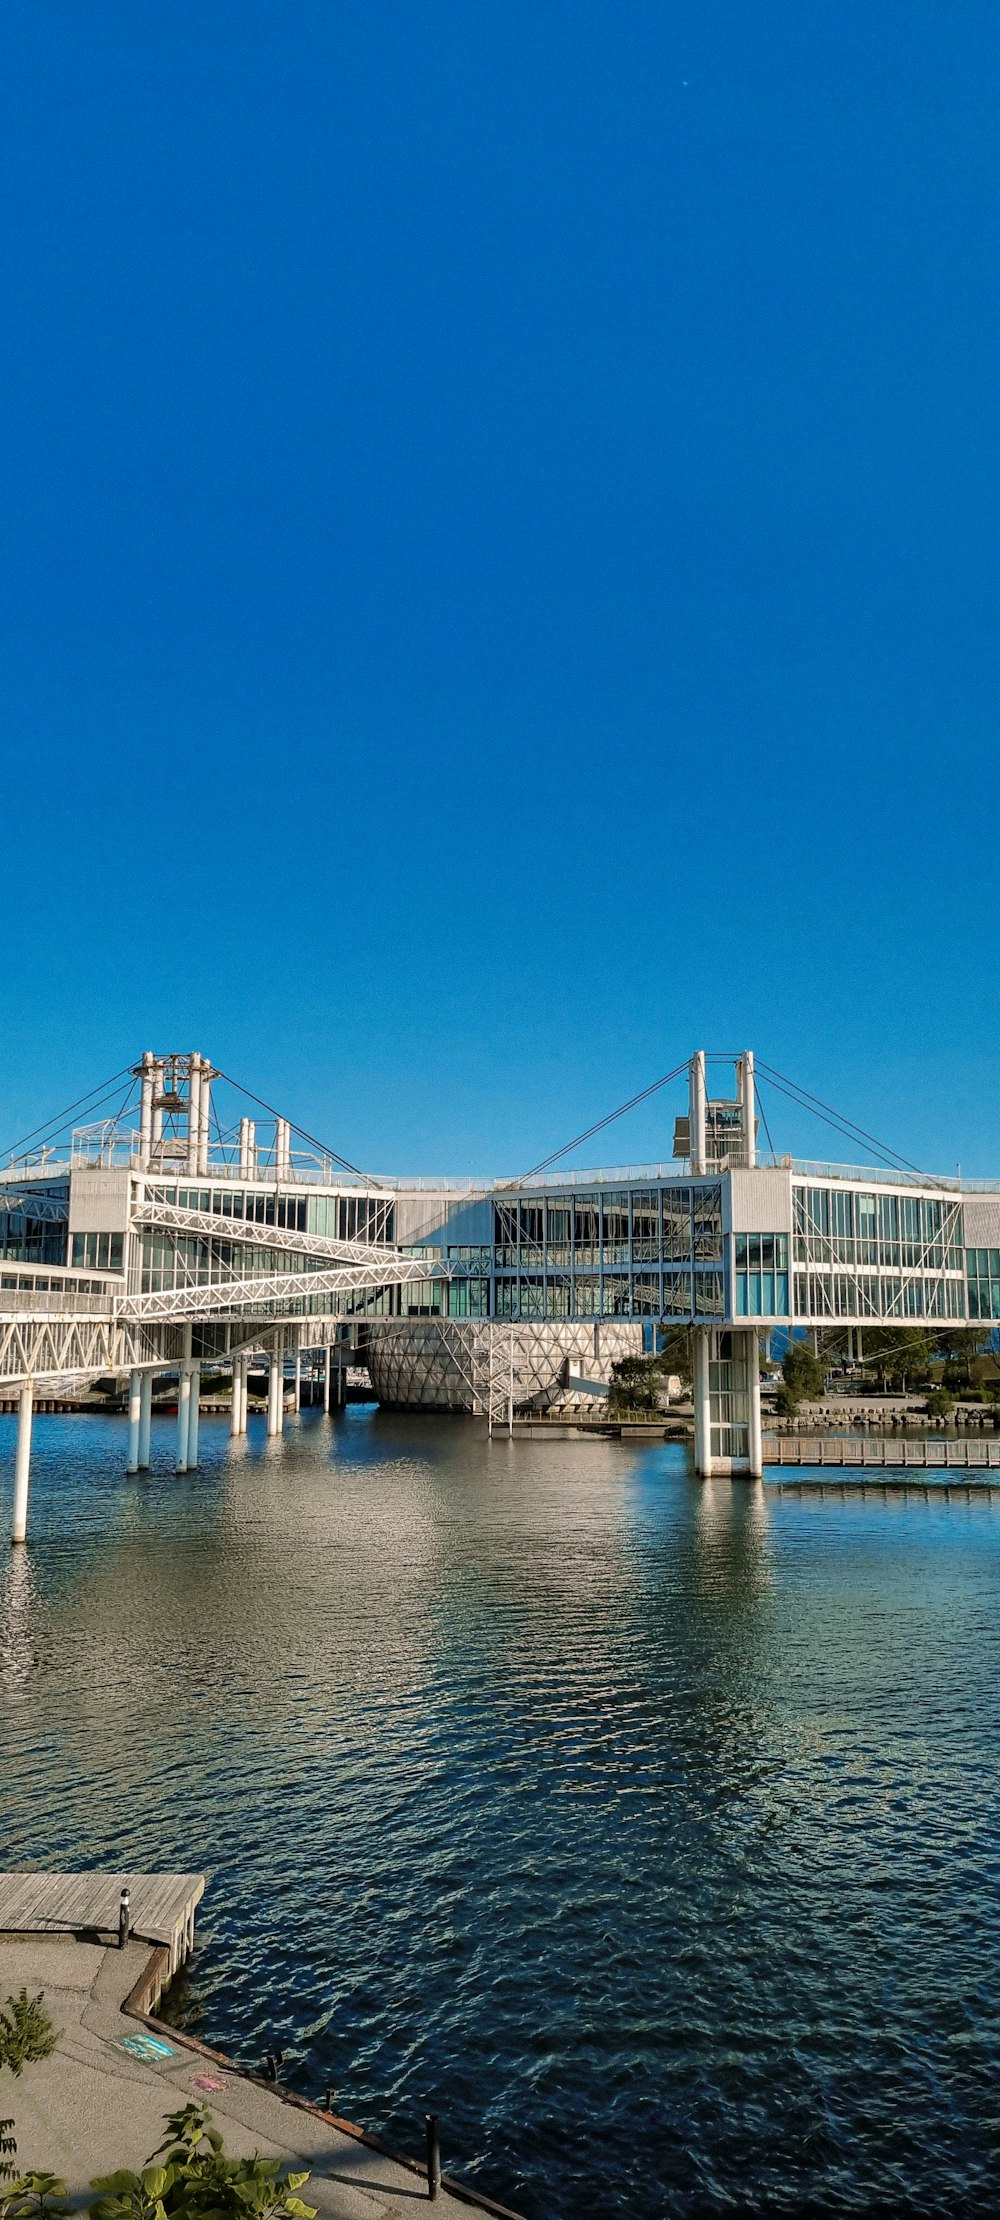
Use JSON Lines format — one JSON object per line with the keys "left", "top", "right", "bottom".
{"left": 322, "top": 1346, "right": 330, "bottom": 1414}
{"left": 127, "top": 1369, "right": 142, "bottom": 1474}
{"left": 425, "top": 2116, "right": 441, "bottom": 2201}
{"left": 187, "top": 1364, "right": 201, "bottom": 1469}
{"left": 119, "top": 1885, "right": 131, "bottom": 1949}
{"left": 11, "top": 1381, "right": 33, "bottom": 1545}
{"left": 294, "top": 1347, "right": 301, "bottom": 1413}
{"left": 231, "top": 1356, "right": 242, "bottom": 1438}
{"left": 138, "top": 1372, "right": 152, "bottom": 1468}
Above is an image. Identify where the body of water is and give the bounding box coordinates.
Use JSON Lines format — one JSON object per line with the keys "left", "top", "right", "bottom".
{"left": 1, "top": 1408, "right": 999, "bottom": 2215}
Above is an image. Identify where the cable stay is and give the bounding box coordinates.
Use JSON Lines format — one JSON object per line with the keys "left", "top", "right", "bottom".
{"left": 504, "top": 1060, "right": 690, "bottom": 1188}
{"left": 0, "top": 1066, "right": 137, "bottom": 1165}
{"left": 213, "top": 1070, "right": 383, "bottom": 1188}
{"left": 754, "top": 1061, "right": 924, "bottom": 1177}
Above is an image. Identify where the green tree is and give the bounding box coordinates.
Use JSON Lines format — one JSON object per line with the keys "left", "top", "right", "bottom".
{"left": 782, "top": 1341, "right": 825, "bottom": 1405}
{"left": 653, "top": 1325, "right": 692, "bottom": 1388}
{"left": 608, "top": 1356, "right": 662, "bottom": 1415}
{"left": 859, "top": 1327, "right": 934, "bottom": 1390}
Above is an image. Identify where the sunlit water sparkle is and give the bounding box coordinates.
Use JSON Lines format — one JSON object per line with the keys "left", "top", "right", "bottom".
{"left": 1, "top": 1408, "right": 999, "bottom": 2216}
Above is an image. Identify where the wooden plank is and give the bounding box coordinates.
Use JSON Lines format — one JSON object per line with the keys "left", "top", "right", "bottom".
{"left": 0, "top": 1872, "right": 205, "bottom": 1947}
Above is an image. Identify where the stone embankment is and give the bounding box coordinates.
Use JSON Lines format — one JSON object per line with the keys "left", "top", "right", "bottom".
{"left": 764, "top": 1397, "right": 1000, "bottom": 1433}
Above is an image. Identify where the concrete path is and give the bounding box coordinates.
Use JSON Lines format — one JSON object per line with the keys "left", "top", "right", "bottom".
{"left": 0, "top": 1938, "right": 502, "bottom": 2220}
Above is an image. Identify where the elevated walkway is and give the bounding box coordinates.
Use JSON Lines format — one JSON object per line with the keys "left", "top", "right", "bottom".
{"left": 764, "top": 1433, "right": 1000, "bottom": 1471}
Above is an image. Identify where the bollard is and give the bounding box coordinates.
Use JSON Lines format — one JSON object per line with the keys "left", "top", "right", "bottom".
{"left": 425, "top": 2115, "right": 441, "bottom": 2201}
{"left": 118, "top": 1886, "right": 131, "bottom": 1949}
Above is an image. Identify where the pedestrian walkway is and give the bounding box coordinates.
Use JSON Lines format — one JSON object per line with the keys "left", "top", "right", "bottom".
{"left": 0, "top": 1932, "right": 518, "bottom": 2220}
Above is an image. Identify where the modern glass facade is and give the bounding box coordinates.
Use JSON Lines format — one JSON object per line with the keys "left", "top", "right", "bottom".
{"left": 790, "top": 1184, "right": 967, "bottom": 1322}
{"left": 1, "top": 1185, "right": 69, "bottom": 1266}
{"left": 486, "top": 1183, "right": 724, "bottom": 1321}
{"left": 4, "top": 1154, "right": 996, "bottom": 1337}
{"left": 734, "top": 1234, "right": 789, "bottom": 1317}
{"left": 967, "top": 1250, "right": 1000, "bottom": 1320}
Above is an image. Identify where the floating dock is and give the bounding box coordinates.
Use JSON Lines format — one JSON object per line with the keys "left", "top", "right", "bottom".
{"left": 763, "top": 1434, "right": 1000, "bottom": 1471}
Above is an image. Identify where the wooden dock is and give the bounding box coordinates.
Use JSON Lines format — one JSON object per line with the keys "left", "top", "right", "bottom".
{"left": 764, "top": 1434, "right": 1000, "bottom": 1473}
{"left": 0, "top": 1871, "right": 204, "bottom": 1976}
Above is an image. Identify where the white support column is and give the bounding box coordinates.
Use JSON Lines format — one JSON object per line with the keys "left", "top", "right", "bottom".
{"left": 693, "top": 1328, "right": 712, "bottom": 1479}
{"left": 127, "top": 1368, "right": 142, "bottom": 1474}
{"left": 231, "top": 1356, "right": 242, "bottom": 1437}
{"left": 138, "top": 1372, "right": 153, "bottom": 1469}
{"left": 187, "top": 1056, "right": 202, "bottom": 1176}
{"left": 690, "top": 1052, "right": 707, "bottom": 1175}
{"left": 741, "top": 1050, "right": 757, "bottom": 1170}
{"left": 12, "top": 1382, "right": 33, "bottom": 1545}
{"left": 239, "top": 1119, "right": 255, "bottom": 1178}
{"left": 322, "top": 1346, "right": 330, "bottom": 1414}
{"left": 198, "top": 1065, "right": 211, "bottom": 1177}
{"left": 176, "top": 1367, "right": 191, "bottom": 1473}
{"left": 267, "top": 1335, "right": 283, "bottom": 1435}
{"left": 747, "top": 1330, "right": 763, "bottom": 1478}
{"left": 294, "top": 1348, "right": 301, "bottom": 1413}
{"left": 139, "top": 1052, "right": 155, "bottom": 1169}
{"left": 187, "top": 1364, "right": 201, "bottom": 1469}
{"left": 151, "top": 1061, "right": 164, "bottom": 1158}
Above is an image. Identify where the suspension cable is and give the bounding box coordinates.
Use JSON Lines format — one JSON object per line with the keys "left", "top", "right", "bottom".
{"left": 0, "top": 1064, "right": 136, "bottom": 1163}
{"left": 756, "top": 1060, "right": 921, "bottom": 1174}
{"left": 506, "top": 1060, "right": 690, "bottom": 1186}
{"left": 214, "top": 1071, "right": 381, "bottom": 1186}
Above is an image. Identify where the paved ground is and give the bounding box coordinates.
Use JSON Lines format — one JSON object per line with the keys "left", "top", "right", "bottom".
{"left": 0, "top": 1938, "right": 490, "bottom": 2220}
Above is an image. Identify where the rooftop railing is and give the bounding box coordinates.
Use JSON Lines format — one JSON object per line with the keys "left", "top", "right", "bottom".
{"left": 6, "top": 1142, "right": 1000, "bottom": 1199}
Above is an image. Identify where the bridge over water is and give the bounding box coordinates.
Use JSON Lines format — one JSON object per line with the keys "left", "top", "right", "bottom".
{"left": 3, "top": 1048, "right": 999, "bottom": 1537}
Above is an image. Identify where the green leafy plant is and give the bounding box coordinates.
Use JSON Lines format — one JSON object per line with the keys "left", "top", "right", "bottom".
{"left": 0, "top": 2174, "right": 71, "bottom": 2220}
{"left": 89, "top": 2103, "right": 316, "bottom": 2220}
{"left": 0, "top": 2121, "right": 16, "bottom": 2187}
{"left": 781, "top": 1341, "right": 825, "bottom": 1406}
{"left": 0, "top": 1996, "right": 56, "bottom": 2078}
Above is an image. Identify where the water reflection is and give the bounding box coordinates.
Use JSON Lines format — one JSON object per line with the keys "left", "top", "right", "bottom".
{"left": 0, "top": 1543, "right": 38, "bottom": 1691}
{"left": 2, "top": 1413, "right": 1000, "bottom": 2216}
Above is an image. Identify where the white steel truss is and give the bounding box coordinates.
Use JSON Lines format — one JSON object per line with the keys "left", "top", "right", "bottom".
{"left": 123, "top": 1253, "right": 435, "bottom": 1324}
{"left": 133, "top": 1196, "right": 411, "bottom": 1271}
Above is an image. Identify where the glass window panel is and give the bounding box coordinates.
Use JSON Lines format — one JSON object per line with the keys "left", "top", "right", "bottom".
{"left": 662, "top": 1189, "right": 692, "bottom": 1261}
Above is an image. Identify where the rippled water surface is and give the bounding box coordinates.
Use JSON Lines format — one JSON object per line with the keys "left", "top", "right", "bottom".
{"left": 2, "top": 1409, "right": 1000, "bottom": 2215}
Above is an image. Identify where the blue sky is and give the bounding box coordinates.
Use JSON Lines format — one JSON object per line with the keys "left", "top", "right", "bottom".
{"left": 2, "top": 3, "right": 999, "bottom": 1176}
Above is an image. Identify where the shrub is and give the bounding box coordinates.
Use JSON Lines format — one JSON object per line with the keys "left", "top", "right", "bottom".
{"left": 88, "top": 2102, "right": 317, "bottom": 2220}
{"left": 0, "top": 1996, "right": 56, "bottom": 2078}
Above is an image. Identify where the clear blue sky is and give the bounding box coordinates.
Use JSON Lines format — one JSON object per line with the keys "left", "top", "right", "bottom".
{"left": 2, "top": 3, "right": 998, "bottom": 1176}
